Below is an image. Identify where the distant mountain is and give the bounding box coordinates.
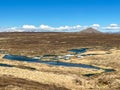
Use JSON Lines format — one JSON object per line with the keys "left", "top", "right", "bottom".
{"left": 79, "top": 28, "right": 102, "bottom": 34}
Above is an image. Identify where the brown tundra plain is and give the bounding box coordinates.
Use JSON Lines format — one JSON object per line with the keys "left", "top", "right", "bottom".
{"left": 0, "top": 32, "right": 120, "bottom": 90}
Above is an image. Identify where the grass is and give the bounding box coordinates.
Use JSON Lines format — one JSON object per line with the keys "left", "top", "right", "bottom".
{"left": 0, "top": 32, "right": 120, "bottom": 89}
{"left": 0, "top": 75, "right": 69, "bottom": 90}
{"left": 0, "top": 32, "right": 120, "bottom": 56}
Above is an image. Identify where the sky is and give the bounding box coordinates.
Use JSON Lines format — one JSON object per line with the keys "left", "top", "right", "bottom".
{"left": 0, "top": 0, "right": 120, "bottom": 32}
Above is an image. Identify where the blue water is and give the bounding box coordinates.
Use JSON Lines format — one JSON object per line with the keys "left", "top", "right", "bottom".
{"left": 0, "top": 63, "right": 13, "bottom": 67}
{"left": 3, "top": 55, "right": 40, "bottom": 62}
{"left": 2, "top": 54, "right": 116, "bottom": 77}
{"left": 3, "top": 54, "right": 116, "bottom": 74}
{"left": 104, "top": 69, "right": 116, "bottom": 72}
{"left": 68, "top": 48, "right": 88, "bottom": 54}
{"left": 3, "top": 54, "right": 100, "bottom": 70}
{"left": 83, "top": 69, "right": 116, "bottom": 77}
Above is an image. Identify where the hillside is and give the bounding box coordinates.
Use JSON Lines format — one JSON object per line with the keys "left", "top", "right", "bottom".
{"left": 80, "top": 27, "right": 102, "bottom": 34}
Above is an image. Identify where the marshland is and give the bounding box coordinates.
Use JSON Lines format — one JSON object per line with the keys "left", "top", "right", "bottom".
{"left": 0, "top": 32, "right": 120, "bottom": 90}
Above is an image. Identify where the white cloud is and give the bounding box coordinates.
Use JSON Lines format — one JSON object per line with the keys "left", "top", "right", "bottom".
{"left": 110, "top": 24, "right": 118, "bottom": 27}
{"left": 39, "top": 24, "right": 82, "bottom": 32}
{"left": 9, "top": 27, "right": 17, "bottom": 30}
{"left": 90, "top": 24, "right": 100, "bottom": 29}
{"left": 39, "top": 24, "right": 54, "bottom": 30}
{"left": 0, "top": 24, "right": 83, "bottom": 32}
{"left": 22, "top": 25, "right": 36, "bottom": 29}
{"left": 5, "top": 27, "right": 25, "bottom": 32}
{"left": 104, "top": 27, "right": 120, "bottom": 30}
{"left": 56, "top": 26, "right": 69, "bottom": 30}
{"left": 103, "top": 24, "right": 120, "bottom": 30}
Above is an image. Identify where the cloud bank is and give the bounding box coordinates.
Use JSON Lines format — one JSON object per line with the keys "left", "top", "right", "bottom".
{"left": 1, "top": 24, "right": 83, "bottom": 32}
{"left": 103, "top": 24, "right": 120, "bottom": 30}
{"left": 0, "top": 24, "right": 120, "bottom": 33}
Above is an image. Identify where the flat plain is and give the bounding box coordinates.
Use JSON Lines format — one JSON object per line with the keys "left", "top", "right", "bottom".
{"left": 0, "top": 32, "right": 120, "bottom": 90}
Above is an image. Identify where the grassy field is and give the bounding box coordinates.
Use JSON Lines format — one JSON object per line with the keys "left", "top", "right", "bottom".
{"left": 0, "top": 32, "right": 120, "bottom": 56}
{"left": 0, "top": 32, "right": 120, "bottom": 90}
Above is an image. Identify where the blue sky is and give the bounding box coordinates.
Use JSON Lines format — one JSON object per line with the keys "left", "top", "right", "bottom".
{"left": 0, "top": 0, "right": 120, "bottom": 32}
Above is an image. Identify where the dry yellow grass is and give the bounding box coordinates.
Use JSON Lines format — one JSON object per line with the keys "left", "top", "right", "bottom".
{"left": 0, "top": 49, "right": 120, "bottom": 89}
{"left": 0, "top": 33, "right": 120, "bottom": 89}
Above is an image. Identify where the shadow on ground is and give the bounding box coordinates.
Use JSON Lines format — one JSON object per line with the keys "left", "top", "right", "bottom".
{"left": 0, "top": 75, "right": 69, "bottom": 90}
